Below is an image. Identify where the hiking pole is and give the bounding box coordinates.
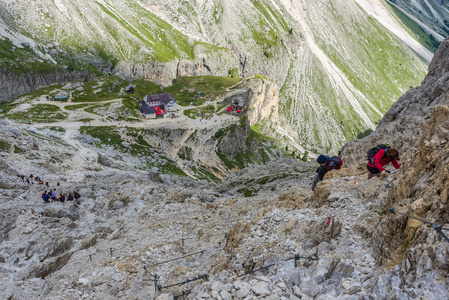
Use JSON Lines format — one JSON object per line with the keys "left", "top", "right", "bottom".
{"left": 386, "top": 169, "right": 399, "bottom": 175}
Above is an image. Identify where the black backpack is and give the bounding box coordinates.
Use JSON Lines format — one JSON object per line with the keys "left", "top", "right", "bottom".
{"left": 327, "top": 156, "right": 343, "bottom": 171}
{"left": 367, "top": 144, "right": 391, "bottom": 165}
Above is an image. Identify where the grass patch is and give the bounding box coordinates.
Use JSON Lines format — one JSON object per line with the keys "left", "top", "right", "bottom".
{"left": 83, "top": 100, "right": 141, "bottom": 121}
{"left": 14, "top": 145, "right": 25, "bottom": 153}
{"left": 356, "top": 128, "right": 373, "bottom": 139}
{"left": 123, "top": 79, "right": 162, "bottom": 100}
{"left": 229, "top": 68, "right": 239, "bottom": 78}
{"left": 96, "top": 0, "right": 226, "bottom": 62}
{"left": 65, "top": 103, "right": 93, "bottom": 111}
{"left": 178, "top": 146, "right": 192, "bottom": 160}
{"left": 71, "top": 76, "right": 127, "bottom": 102}
{"left": 192, "top": 166, "right": 221, "bottom": 183}
{"left": 184, "top": 104, "right": 216, "bottom": 119}
{"left": 0, "top": 100, "right": 21, "bottom": 114}
{"left": 47, "top": 127, "right": 66, "bottom": 133}
{"left": 164, "top": 76, "right": 240, "bottom": 106}
{"left": 63, "top": 76, "right": 162, "bottom": 103}
{"left": 253, "top": 74, "right": 268, "bottom": 80}
{"left": 237, "top": 188, "right": 259, "bottom": 197}
{"left": 7, "top": 104, "right": 67, "bottom": 123}
{"left": 0, "top": 139, "right": 10, "bottom": 151}
{"left": 80, "top": 126, "right": 122, "bottom": 148}
{"left": 119, "top": 99, "right": 141, "bottom": 118}
{"left": 257, "top": 177, "right": 270, "bottom": 185}
{"left": 84, "top": 102, "right": 113, "bottom": 114}
{"left": 80, "top": 126, "right": 187, "bottom": 176}
{"left": 78, "top": 118, "right": 95, "bottom": 122}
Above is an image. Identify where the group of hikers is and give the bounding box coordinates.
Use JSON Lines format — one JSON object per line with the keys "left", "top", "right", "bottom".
{"left": 312, "top": 144, "right": 401, "bottom": 190}
{"left": 41, "top": 189, "right": 81, "bottom": 203}
{"left": 17, "top": 174, "right": 57, "bottom": 186}
{"left": 16, "top": 174, "right": 81, "bottom": 204}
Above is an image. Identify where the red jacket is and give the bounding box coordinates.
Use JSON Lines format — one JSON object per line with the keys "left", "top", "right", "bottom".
{"left": 367, "top": 149, "right": 401, "bottom": 172}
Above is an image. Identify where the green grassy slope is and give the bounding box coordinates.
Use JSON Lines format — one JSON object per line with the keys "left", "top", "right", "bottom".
{"left": 277, "top": 0, "right": 428, "bottom": 153}
{"left": 385, "top": 0, "right": 449, "bottom": 38}
{"left": 385, "top": 1, "right": 441, "bottom": 52}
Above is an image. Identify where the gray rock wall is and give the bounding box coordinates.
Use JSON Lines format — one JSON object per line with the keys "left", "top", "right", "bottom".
{"left": 113, "top": 50, "right": 239, "bottom": 86}
{"left": 0, "top": 68, "right": 91, "bottom": 103}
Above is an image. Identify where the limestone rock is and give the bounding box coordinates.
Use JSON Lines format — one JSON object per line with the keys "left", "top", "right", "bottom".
{"left": 252, "top": 281, "right": 270, "bottom": 296}
{"left": 300, "top": 280, "right": 320, "bottom": 298}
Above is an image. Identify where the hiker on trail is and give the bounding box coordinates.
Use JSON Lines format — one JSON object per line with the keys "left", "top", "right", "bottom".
{"left": 26, "top": 178, "right": 30, "bottom": 184}
{"left": 74, "top": 191, "right": 80, "bottom": 201}
{"left": 51, "top": 189, "right": 56, "bottom": 200}
{"left": 67, "top": 193, "right": 74, "bottom": 201}
{"left": 367, "top": 146, "right": 401, "bottom": 179}
{"left": 43, "top": 192, "right": 50, "bottom": 203}
{"left": 312, "top": 154, "right": 343, "bottom": 191}
{"left": 48, "top": 191, "right": 54, "bottom": 202}
{"left": 57, "top": 181, "right": 60, "bottom": 187}
{"left": 45, "top": 182, "right": 49, "bottom": 187}
{"left": 59, "top": 194, "right": 65, "bottom": 202}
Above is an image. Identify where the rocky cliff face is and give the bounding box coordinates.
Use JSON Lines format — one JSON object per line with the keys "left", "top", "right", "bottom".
{"left": 113, "top": 50, "right": 239, "bottom": 86}
{"left": 240, "top": 78, "right": 280, "bottom": 134}
{"left": 340, "top": 37, "right": 449, "bottom": 290}
{"left": 0, "top": 68, "right": 91, "bottom": 103}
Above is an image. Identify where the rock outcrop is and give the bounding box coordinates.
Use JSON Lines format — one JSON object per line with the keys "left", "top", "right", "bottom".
{"left": 113, "top": 50, "right": 239, "bottom": 86}
{"left": 341, "top": 37, "right": 449, "bottom": 290}
{"left": 0, "top": 67, "right": 92, "bottom": 103}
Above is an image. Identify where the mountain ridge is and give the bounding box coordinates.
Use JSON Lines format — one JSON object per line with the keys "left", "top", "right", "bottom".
{"left": 0, "top": 0, "right": 432, "bottom": 153}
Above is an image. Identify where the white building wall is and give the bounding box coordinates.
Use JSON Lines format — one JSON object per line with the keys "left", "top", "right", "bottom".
{"left": 166, "top": 101, "right": 178, "bottom": 112}
{"left": 144, "top": 113, "right": 156, "bottom": 119}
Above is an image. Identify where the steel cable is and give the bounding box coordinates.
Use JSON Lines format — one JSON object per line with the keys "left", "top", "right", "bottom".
{"left": 385, "top": 179, "right": 449, "bottom": 243}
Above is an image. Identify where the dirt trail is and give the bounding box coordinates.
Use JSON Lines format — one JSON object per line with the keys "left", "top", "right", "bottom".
{"left": 11, "top": 98, "right": 240, "bottom": 178}
{"left": 167, "top": 128, "right": 197, "bottom": 178}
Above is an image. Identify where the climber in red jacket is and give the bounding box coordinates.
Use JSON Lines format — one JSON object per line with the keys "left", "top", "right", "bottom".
{"left": 367, "top": 148, "right": 401, "bottom": 179}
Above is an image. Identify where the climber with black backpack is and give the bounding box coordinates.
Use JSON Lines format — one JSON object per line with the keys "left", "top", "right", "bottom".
{"left": 366, "top": 144, "right": 401, "bottom": 179}
{"left": 311, "top": 154, "right": 343, "bottom": 191}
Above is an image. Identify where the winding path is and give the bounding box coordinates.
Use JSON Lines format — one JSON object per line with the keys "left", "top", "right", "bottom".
{"left": 9, "top": 97, "right": 240, "bottom": 178}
